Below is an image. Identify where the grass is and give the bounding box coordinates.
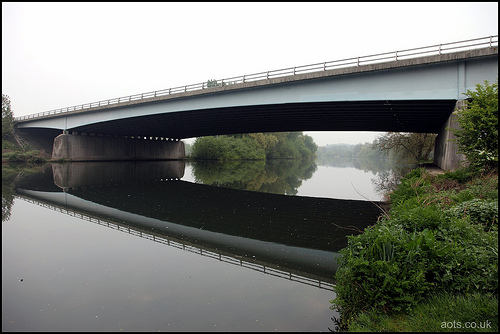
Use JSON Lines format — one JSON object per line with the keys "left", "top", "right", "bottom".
{"left": 349, "top": 292, "right": 498, "bottom": 332}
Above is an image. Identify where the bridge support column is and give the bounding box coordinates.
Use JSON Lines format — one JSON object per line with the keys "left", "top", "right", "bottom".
{"left": 433, "top": 100, "right": 468, "bottom": 171}
{"left": 52, "top": 134, "right": 185, "bottom": 161}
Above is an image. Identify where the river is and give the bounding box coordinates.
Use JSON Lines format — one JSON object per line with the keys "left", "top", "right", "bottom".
{"left": 2, "top": 158, "right": 400, "bottom": 332}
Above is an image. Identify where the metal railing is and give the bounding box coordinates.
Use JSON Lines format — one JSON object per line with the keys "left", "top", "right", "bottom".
{"left": 15, "top": 35, "right": 498, "bottom": 121}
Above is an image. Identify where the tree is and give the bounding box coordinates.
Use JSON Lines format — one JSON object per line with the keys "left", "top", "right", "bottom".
{"left": 191, "top": 132, "right": 317, "bottom": 160}
{"left": 374, "top": 132, "right": 436, "bottom": 164}
{"left": 206, "top": 79, "right": 227, "bottom": 88}
{"left": 191, "top": 135, "right": 266, "bottom": 160}
{"left": 303, "top": 134, "right": 318, "bottom": 155}
{"left": 2, "top": 94, "right": 14, "bottom": 140}
{"left": 451, "top": 79, "right": 498, "bottom": 171}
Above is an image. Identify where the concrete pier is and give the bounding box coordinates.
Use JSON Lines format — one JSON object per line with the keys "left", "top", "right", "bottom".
{"left": 433, "top": 101, "right": 469, "bottom": 171}
{"left": 52, "top": 133, "right": 185, "bottom": 161}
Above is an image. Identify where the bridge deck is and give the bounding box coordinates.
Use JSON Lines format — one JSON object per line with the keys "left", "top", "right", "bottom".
{"left": 15, "top": 36, "right": 498, "bottom": 122}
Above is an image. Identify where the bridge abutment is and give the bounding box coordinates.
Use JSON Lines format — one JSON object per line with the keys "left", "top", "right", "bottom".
{"left": 433, "top": 101, "right": 469, "bottom": 171}
{"left": 52, "top": 133, "right": 185, "bottom": 161}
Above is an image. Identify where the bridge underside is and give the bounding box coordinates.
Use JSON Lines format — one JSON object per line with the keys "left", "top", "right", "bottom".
{"left": 65, "top": 99, "right": 457, "bottom": 139}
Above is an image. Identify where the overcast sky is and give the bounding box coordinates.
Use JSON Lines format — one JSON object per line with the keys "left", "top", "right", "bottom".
{"left": 2, "top": 2, "right": 498, "bottom": 146}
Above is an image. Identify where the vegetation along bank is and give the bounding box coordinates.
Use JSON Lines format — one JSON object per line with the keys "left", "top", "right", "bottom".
{"left": 330, "top": 79, "right": 498, "bottom": 332}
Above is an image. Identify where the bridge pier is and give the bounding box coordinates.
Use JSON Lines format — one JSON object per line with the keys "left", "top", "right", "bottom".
{"left": 52, "top": 133, "right": 185, "bottom": 161}
{"left": 433, "top": 101, "right": 468, "bottom": 171}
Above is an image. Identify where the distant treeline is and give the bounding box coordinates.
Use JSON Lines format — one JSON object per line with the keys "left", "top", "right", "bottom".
{"left": 316, "top": 135, "right": 434, "bottom": 165}
{"left": 316, "top": 142, "right": 386, "bottom": 160}
{"left": 189, "top": 132, "right": 318, "bottom": 160}
{"left": 187, "top": 131, "right": 436, "bottom": 165}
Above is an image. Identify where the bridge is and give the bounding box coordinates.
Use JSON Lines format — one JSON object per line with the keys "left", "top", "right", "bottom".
{"left": 15, "top": 36, "right": 498, "bottom": 169}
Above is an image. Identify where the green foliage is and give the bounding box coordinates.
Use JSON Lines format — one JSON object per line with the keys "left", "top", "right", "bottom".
{"left": 2, "top": 94, "right": 15, "bottom": 140}
{"left": 3, "top": 138, "right": 19, "bottom": 151}
{"left": 2, "top": 150, "right": 48, "bottom": 164}
{"left": 440, "top": 165, "right": 476, "bottom": 183}
{"left": 265, "top": 132, "right": 313, "bottom": 159}
{"left": 191, "top": 135, "right": 266, "bottom": 160}
{"left": 451, "top": 79, "right": 498, "bottom": 172}
{"left": 332, "top": 222, "right": 434, "bottom": 319}
{"left": 331, "top": 167, "right": 498, "bottom": 330}
{"left": 446, "top": 199, "right": 498, "bottom": 231}
{"left": 191, "top": 132, "right": 316, "bottom": 160}
{"left": 388, "top": 168, "right": 432, "bottom": 206}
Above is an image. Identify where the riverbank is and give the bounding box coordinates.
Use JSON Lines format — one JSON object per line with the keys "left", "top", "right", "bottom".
{"left": 331, "top": 166, "right": 498, "bottom": 332}
{"left": 2, "top": 134, "right": 51, "bottom": 165}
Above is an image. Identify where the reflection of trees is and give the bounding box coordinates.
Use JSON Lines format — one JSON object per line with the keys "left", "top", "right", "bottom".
{"left": 2, "top": 167, "right": 18, "bottom": 222}
{"left": 191, "top": 156, "right": 416, "bottom": 200}
{"left": 191, "top": 159, "right": 317, "bottom": 195}
{"left": 2, "top": 164, "right": 53, "bottom": 222}
{"left": 371, "top": 164, "right": 417, "bottom": 201}
{"left": 316, "top": 155, "right": 395, "bottom": 174}
{"left": 2, "top": 187, "right": 14, "bottom": 222}
{"left": 316, "top": 155, "right": 417, "bottom": 201}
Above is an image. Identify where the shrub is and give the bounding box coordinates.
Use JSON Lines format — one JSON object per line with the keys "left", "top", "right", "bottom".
{"left": 451, "top": 80, "right": 498, "bottom": 172}
{"left": 441, "top": 166, "right": 476, "bottom": 183}
{"left": 431, "top": 218, "right": 498, "bottom": 294}
{"left": 391, "top": 201, "right": 447, "bottom": 232}
{"left": 332, "top": 222, "right": 434, "bottom": 318}
{"left": 2, "top": 150, "right": 47, "bottom": 164}
{"left": 446, "top": 199, "right": 498, "bottom": 231}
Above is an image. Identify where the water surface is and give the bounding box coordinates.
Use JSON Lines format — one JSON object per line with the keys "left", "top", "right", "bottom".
{"left": 2, "top": 159, "right": 392, "bottom": 331}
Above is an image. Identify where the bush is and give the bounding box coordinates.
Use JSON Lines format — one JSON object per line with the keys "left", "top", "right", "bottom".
{"left": 332, "top": 222, "right": 437, "bottom": 318}
{"left": 451, "top": 80, "right": 498, "bottom": 172}
{"left": 2, "top": 150, "right": 47, "bottom": 164}
{"left": 441, "top": 166, "right": 476, "bottom": 183}
{"left": 2, "top": 94, "right": 15, "bottom": 140}
{"left": 391, "top": 200, "right": 447, "bottom": 232}
{"left": 446, "top": 199, "right": 498, "bottom": 231}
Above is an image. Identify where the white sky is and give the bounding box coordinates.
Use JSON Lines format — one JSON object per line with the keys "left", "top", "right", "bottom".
{"left": 2, "top": 2, "right": 498, "bottom": 146}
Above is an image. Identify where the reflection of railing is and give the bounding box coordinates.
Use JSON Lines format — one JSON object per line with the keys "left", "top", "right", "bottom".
{"left": 15, "top": 35, "right": 498, "bottom": 121}
{"left": 16, "top": 195, "right": 335, "bottom": 291}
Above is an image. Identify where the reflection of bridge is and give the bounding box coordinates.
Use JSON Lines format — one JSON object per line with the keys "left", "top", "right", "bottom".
{"left": 13, "top": 161, "right": 383, "bottom": 289}
{"left": 14, "top": 36, "right": 498, "bottom": 169}
{"left": 16, "top": 194, "right": 336, "bottom": 291}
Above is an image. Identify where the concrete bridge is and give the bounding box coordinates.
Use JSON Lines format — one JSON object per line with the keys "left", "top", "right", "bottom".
{"left": 15, "top": 36, "right": 498, "bottom": 169}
